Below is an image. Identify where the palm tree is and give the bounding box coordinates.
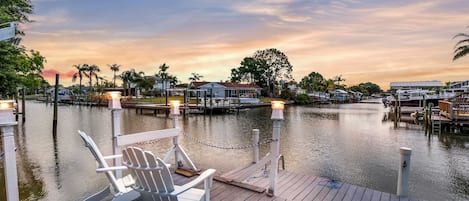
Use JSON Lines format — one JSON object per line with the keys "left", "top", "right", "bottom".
{"left": 453, "top": 28, "right": 469, "bottom": 61}
{"left": 334, "top": 75, "right": 345, "bottom": 86}
{"left": 156, "top": 63, "right": 170, "bottom": 91}
{"left": 86, "top": 64, "right": 100, "bottom": 93}
{"left": 71, "top": 64, "right": 87, "bottom": 94}
{"left": 108, "top": 64, "right": 120, "bottom": 87}
{"left": 120, "top": 69, "right": 144, "bottom": 96}
{"left": 189, "top": 73, "right": 203, "bottom": 82}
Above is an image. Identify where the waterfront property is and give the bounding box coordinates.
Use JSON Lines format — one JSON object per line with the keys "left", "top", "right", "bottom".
{"left": 191, "top": 82, "right": 261, "bottom": 98}
{"left": 389, "top": 81, "right": 443, "bottom": 90}
{"left": 0, "top": 101, "right": 468, "bottom": 201}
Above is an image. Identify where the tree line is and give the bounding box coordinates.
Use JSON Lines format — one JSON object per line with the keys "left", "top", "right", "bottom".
{"left": 70, "top": 63, "right": 204, "bottom": 97}
{"left": 0, "top": 0, "right": 48, "bottom": 98}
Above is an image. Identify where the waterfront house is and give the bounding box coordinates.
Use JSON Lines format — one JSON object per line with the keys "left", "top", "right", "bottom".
{"left": 331, "top": 89, "right": 349, "bottom": 102}
{"left": 191, "top": 82, "right": 261, "bottom": 98}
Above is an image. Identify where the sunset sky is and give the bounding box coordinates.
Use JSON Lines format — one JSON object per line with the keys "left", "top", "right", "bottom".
{"left": 21, "top": 0, "right": 469, "bottom": 89}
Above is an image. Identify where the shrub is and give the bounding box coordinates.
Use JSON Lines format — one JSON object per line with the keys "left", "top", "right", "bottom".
{"left": 295, "top": 93, "right": 311, "bottom": 105}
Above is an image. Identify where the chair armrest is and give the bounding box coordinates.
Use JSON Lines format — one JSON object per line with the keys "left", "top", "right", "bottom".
{"left": 103, "top": 154, "right": 122, "bottom": 160}
{"left": 171, "top": 169, "right": 216, "bottom": 196}
{"left": 96, "top": 166, "right": 128, "bottom": 172}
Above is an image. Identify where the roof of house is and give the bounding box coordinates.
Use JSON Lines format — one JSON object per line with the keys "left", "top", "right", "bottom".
{"left": 192, "top": 82, "right": 261, "bottom": 89}
{"left": 390, "top": 81, "right": 442, "bottom": 88}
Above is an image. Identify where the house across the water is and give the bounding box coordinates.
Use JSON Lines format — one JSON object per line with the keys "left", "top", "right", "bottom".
{"left": 190, "top": 82, "right": 262, "bottom": 104}
{"left": 191, "top": 82, "right": 261, "bottom": 98}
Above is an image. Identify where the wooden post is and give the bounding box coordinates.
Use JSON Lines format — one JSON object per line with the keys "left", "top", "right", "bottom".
{"left": 165, "top": 90, "right": 168, "bottom": 106}
{"left": 0, "top": 100, "right": 19, "bottom": 201}
{"left": 111, "top": 110, "right": 122, "bottom": 178}
{"left": 183, "top": 90, "right": 187, "bottom": 117}
{"left": 397, "top": 147, "right": 412, "bottom": 197}
{"left": 204, "top": 91, "right": 207, "bottom": 115}
{"left": 252, "top": 129, "right": 259, "bottom": 163}
{"left": 53, "top": 74, "right": 59, "bottom": 137}
{"left": 170, "top": 101, "right": 181, "bottom": 168}
{"left": 21, "top": 88, "right": 25, "bottom": 122}
{"left": 394, "top": 96, "right": 398, "bottom": 128}
{"left": 268, "top": 120, "right": 281, "bottom": 196}
{"left": 109, "top": 91, "right": 123, "bottom": 179}
{"left": 268, "top": 101, "right": 284, "bottom": 197}
{"left": 15, "top": 93, "right": 18, "bottom": 122}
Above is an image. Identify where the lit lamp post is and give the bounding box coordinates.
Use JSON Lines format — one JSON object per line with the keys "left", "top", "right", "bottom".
{"left": 170, "top": 100, "right": 181, "bottom": 167}
{"left": 268, "top": 101, "right": 284, "bottom": 196}
{"left": 170, "top": 100, "right": 180, "bottom": 128}
{"left": 108, "top": 91, "right": 122, "bottom": 179}
{"left": 0, "top": 100, "right": 19, "bottom": 201}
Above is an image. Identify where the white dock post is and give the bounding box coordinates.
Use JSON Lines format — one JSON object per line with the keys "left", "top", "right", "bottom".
{"left": 170, "top": 100, "right": 181, "bottom": 167}
{"left": 108, "top": 92, "right": 122, "bottom": 179}
{"left": 268, "top": 101, "right": 284, "bottom": 197}
{"left": 252, "top": 129, "right": 259, "bottom": 163}
{"left": 0, "top": 100, "right": 19, "bottom": 201}
{"left": 397, "top": 147, "right": 412, "bottom": 197}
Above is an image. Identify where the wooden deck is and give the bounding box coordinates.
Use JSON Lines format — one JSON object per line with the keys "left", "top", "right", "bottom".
{"left": 172, "top": 170, "right": 425, "bottom": 201}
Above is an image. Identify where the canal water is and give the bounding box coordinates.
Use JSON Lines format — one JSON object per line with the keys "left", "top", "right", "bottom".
{"left": 0, "top": 101, "right": 468, "bottom": 201}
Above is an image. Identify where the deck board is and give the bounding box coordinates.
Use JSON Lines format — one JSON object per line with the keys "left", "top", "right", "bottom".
{"left": 97, "top": 170, "right": 423, "bottom": 201}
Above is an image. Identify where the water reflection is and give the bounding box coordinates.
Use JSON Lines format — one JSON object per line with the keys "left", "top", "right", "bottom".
{"left": 0, "top": 123, "right": 46, "bottom": 200}
{"left": 0, "top": 102, "right": 467, "bottom": 201}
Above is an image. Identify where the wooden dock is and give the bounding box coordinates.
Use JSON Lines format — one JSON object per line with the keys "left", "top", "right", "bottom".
{"left": 171, "top": 170, "right": 424, "bottom": 201}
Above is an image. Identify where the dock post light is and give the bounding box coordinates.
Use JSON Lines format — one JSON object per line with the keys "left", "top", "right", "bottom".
{"left": 108, "top": 91, "right": 122, "bottom": 110}
{"left": 0, "top": 100, "right": 19, "bottom": 201}
{"left": 268, "top": 101, "right": 284, "bottom": 196}
{"left": 170, "top": 100, "right": 182, "bottom": 167}
{"left": 107, "top": 91, "right": 122, "bottom": 178}
{"left": 271, "top": 101, "right": 285, "bottom": 120}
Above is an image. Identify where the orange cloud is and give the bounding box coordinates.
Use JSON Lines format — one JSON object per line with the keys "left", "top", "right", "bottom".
{"left": 41, "top": 68, "right": 75, "bottom": 82}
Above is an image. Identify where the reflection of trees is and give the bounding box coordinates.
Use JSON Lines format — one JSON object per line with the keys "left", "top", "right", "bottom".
{"left": 0, "top": 125, "right": 45, "bottom": 201}
{"left": 302, "top": 112, "right": 339, "bottom": 120}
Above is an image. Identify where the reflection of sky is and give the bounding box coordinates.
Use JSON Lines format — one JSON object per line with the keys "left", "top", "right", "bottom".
{"left": 22, "top": 0, "right": 469, "bottom": 88}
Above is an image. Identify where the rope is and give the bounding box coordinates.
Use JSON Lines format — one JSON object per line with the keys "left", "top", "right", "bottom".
{"left": 132, "top": 131, "right": 278, "bottom": 150}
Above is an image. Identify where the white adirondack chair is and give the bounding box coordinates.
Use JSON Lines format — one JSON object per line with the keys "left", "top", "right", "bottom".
{"left": 122, "top": 147, "right": 216, "bottom": 201}
{"left": 78, "top": 131, "right": 141, "bottom": 201}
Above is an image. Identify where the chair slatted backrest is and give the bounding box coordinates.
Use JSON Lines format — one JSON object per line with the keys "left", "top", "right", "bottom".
{"left": 78, "top": 130, "right": 124, "bottom": 193}
{"left": 123, "top": 147, "right": 175, "bottom": 198}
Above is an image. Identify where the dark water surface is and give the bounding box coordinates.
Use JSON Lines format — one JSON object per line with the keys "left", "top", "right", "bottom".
{"left": 0, "top": 101, "right": 468, "bottom": 201}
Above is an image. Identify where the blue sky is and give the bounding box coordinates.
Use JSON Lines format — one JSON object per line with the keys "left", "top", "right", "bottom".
{"left": 22, "top": 0, "right": 469, "bottom": 88}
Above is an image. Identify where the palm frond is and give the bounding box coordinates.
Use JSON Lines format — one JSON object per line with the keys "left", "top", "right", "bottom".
{"left": 453, "top": 46, "right": 469, "bottom": 61}
{"left": 454, "top": 39, "right": 469, "bottom": 49}
{"left": 452, "top": 33, "right": 469, "bottom": 39}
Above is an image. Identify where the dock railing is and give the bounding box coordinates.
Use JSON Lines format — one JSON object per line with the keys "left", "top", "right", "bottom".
{"left": 439, "top": 100, "right": 469, "bottom": 120}
{"left": 438, "top": 100, "right": 453, "bottom": 119}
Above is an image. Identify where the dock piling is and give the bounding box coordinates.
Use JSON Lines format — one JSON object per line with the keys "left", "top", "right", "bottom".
{"left": 108, "top": 91, "right": 122, "bottom": 179}
{"left": 397, "top": 147, "right": 412, "bottom": 197}
{"left": 268, "top": 101, "right": 284, "bottom": 197}
{"left": 53, "top": 74, "right": 59, "bottom": 137}
{"left": 0, "top": 100, "right": 19, "bottom": 201}
{"left": 252, "top": 129, "right": 259, "bottom": 163}
{"left": 21, "top": 87, "right": 25, "bottom": 122}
